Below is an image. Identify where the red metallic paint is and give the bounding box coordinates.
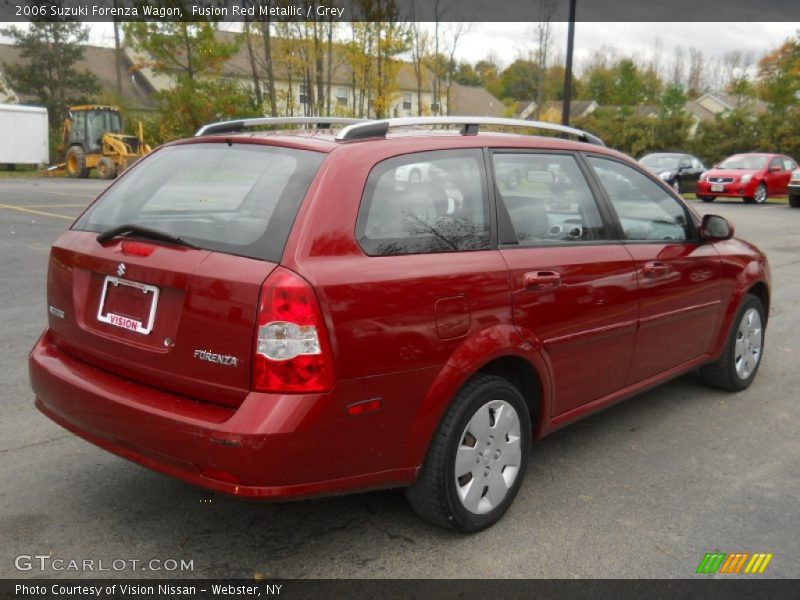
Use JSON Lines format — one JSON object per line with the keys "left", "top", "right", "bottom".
{"left": 697, "top": 153, "right": 795, "bottom": 200}
{"left": 30, "top": 130, "right": 770, "bottom": 501}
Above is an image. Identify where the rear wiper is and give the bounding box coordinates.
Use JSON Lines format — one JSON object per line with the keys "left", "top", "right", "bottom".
{"left": 96, "top": 224, "right": 198, "bottom": 248}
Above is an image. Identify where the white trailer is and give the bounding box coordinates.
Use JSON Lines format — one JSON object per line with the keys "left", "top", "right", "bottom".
{"left": 0, "top": 104, "right": 49, "bottom": 165}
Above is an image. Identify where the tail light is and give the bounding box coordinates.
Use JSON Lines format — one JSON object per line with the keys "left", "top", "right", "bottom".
{"left": 252, "top": 267, "right": 334, "bottom": 393}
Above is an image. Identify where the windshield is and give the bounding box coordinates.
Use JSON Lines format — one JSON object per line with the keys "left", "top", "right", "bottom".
{"left": 73, "top": 143, "right": 325, "bottom": 262}
{"left": 640, "top": 154, "right": 683, "bottom": 170}
{"left": 719, "top": 155, "right": 768, "bottom": 170}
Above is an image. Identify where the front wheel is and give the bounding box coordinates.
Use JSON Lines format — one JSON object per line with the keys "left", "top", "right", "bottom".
{"left": 406, "top": 374, "right": 531, "bottom": 532}
{"left": 700, "top": 294, "right": 765, "bottom": 391}
{"left": 699, "top": 195, "right": 715, "bottom": 203}
{"left": 97, "top": 156, "right": 117, "bottom": 180}
{"left": 753, "top": 183, "right": 768, "bottom": 204}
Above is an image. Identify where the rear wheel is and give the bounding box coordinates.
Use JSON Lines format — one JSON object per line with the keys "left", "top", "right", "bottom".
{"left": 699, "top": 196, "right": 715, "bottom": 203}
{"left": 789, "top": 194, "right": 800, "bottom": 208}
{"left": 700, "top": 294, "right": 765, "bottom": 391}
{"left": 65, "top": 146, "right": 89, "bottom": 179}
{"left": 97, "top": 157, "right": 117, "bottom": 180}
{"left": 406, "top": 374, "right": 530, "bottom": 532}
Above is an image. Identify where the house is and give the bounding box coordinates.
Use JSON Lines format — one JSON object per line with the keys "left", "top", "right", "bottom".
{"left": 517, "top": 100, "right": 598, "bottom": 122}
{"left": 126, "top": 31, "right": 455, "bottom": 119}
{"left": 0, "top": 43, "right": 157, "bottom": 112}
{"left": 685, "top": 92, "right": 768, "bottom": 136}
{"left": 448, "top": 84, "right": 505, "bottom": 117}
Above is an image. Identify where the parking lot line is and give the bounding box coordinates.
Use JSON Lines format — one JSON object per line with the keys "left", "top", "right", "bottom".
{"left": 22, "top": 203, "right": 87, "bottom": 208}
{"left": 0, "top": 202, "right": 74, "bottom": 220}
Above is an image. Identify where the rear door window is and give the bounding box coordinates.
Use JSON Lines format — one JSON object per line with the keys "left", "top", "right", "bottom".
{"left": 356, "top": 149, "right": 491, "bottom": 256}
{"left": 73, "top": 143, "right": 325, "bottom": 262}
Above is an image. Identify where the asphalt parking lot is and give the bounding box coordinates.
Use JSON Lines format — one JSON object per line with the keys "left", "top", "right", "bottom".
{"left": 1, "top": 177, "right": 798, "bottom": 579}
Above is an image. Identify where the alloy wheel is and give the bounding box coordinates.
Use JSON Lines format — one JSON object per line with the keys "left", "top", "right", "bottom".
{"left": 734, "top": 308, "right": 763, "bottom": 380}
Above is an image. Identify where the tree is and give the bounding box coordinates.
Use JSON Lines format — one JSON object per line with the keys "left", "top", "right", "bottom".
{"left": 1, "top": 18, "right": 99, "bottom": 127}
{"left": 499, "top": 59, "right": 539, "bottom": 101}
{"left": 757, "top": 35, "right": 800, "bottom": 112}
{"left": 532, "top": 0, "right": 557, "bottom": 119}
{"left": 125, "top": 20, "right": 257, "bottom": 137}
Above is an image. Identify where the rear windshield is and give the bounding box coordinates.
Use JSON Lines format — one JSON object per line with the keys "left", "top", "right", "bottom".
{"left": 73, "top": 143, "right": 325, "bottom": 262}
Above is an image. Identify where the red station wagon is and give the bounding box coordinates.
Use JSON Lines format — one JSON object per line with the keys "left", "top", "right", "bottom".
{"left": 29, "top": 117, "right": 770, "bottom": 532}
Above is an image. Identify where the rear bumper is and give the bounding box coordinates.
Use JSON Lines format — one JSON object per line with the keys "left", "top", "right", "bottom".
{"left": 29, "top": 330, "right": 415, "bottom": 499}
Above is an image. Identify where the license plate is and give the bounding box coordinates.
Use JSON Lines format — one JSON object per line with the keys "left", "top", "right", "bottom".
{"left": 97, "top": 276, "right": 159, "bottom": 335}
{"left": 711, "top": 183, "right": 724, "bottom": 192}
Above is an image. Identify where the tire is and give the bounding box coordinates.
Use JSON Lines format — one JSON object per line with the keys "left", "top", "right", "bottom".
{"left": 97, "top": 156, "right": 117, "bottom": 180}
{"left": 789, "top": 194, "right": 800, "bottom": 208}
{"left": 700, "top": 294, "right": 765, "bottom": 392}
{"left": 699, "top": 196, "right": 715, "bottom": 203}
{"left": 753, "top": 183, "right": 768, "bottom": 204}
{"left": 406, "top": 374, "right": 531, "bottom": 533}
{"left": 65, "top": 146, "right": 89, "bottom": 178}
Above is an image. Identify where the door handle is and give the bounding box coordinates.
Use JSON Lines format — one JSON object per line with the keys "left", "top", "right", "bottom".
{"left": 643, "top": 261, "right": 671, "bottom": 277}
{"left": 523, "top": 271, "right": 561, "bottom": 290}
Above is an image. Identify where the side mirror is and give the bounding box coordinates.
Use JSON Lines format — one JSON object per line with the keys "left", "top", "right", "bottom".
{"left": 700, "top": 214, "right": 734, "bottom": 241}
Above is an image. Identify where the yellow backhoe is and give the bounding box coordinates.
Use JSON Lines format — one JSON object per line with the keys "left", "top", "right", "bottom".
{"left": 49, "top": 105, "right": 151, "bottom": 179}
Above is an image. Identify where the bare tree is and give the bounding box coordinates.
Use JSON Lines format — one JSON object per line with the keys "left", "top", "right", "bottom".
{"left": 408, "top": 3, "right": 430, "bottom": 115}
{"left": 533, "top": 0, "right": 557, "bottom": 119}
{"left": 671, "top": 46, "right": 686, "bottom": 88}
{"left": 443, "top": 22, "right": 472, "bottom": 116}
{"left": 687, "top": 47, "right": 705, "bottom": 99}
{"left": 242, "top": 21, "right": 263, "bottom": 109}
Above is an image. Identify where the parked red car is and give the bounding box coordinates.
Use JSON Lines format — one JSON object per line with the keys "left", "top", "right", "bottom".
{"left": 697, "top": 152, "right": 797, "bottom": 204}
{"left": 29, "top": 117, "right": 770, "bottom": 532}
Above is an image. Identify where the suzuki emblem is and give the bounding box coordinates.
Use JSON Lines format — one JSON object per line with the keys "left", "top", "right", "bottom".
{"left": 116, "top": 263, "right": 127, "bottom": 277}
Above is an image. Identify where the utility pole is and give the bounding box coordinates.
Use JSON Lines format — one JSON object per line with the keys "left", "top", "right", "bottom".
{"left": 562, "top": 0, "right": 576, "bottom": 126}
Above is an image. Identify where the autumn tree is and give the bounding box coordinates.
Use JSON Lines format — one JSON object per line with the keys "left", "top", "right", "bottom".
{"left": 757, "top": 35, "right": 800, "bottom": 111}
{"left": 125, "top": 20, "right": 257, "bottom": 138}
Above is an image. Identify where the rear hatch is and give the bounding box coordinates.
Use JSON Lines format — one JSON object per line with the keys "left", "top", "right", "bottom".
{"left": 47, "top": 140, "right": 325, "bottom": 407}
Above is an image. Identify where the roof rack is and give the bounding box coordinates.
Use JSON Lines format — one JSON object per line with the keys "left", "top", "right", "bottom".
{"left": 335, "top": 116, "right": 605, "bottom": 146}
{"left": 195, "top": 117, "right": 367, "bottom": 137}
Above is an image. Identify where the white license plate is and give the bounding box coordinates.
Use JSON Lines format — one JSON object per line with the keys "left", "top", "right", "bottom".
{"left": 711, "top": 183, "right": 725, "bottom": 192}
{"left": 97, "top": 276, "right": 160, "bottom": 335}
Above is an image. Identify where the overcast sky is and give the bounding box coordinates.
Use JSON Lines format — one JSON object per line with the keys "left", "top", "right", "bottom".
{"left": 465, "top": 22, "right": 799, "bottom": 68}
{"left": 5, "top": 21, "right": 799, "bottom": 74}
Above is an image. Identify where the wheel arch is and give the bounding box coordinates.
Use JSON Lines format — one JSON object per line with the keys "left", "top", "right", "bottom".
{"left": 747, "top": 280, "right": 770, "bottom": 325}
{"left": 476, "top": 355, "right": 544, "bottom": 437}
{"left": 399, "top": 324, "right": 552, "bottom": 470}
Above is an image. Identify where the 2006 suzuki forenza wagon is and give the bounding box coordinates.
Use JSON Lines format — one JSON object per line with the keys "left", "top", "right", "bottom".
{"left": 30, "top": 116, "right": 770, "bottom": 532}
